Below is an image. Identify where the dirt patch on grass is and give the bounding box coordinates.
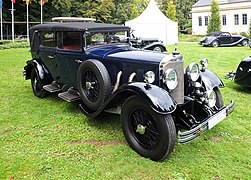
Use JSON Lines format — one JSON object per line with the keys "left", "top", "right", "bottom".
{"left": 211, "top": 136, "right": 221, "bottom": 144}
{"left": 68, "top": 140, "right": 126, "bottom": 146}
{"left": 0, "top": 130, "right": 12, "bottom": 136}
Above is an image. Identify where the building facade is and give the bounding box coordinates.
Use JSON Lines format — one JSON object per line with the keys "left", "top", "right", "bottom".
{"left": 192, "top": 0, "right": 251, "bottom": 35}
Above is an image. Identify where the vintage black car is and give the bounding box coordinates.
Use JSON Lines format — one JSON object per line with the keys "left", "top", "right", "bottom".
{"left": 226, "top": 56, "right": 251, "bottom": 88}
{"left": 199, "top": 32, "right": 249, "bottom": 47}
{"left": 130, "top": 36, "right": 166, "bottom": 52}
{"left": 23, "top": 21, "right": 234, "bottom": 161}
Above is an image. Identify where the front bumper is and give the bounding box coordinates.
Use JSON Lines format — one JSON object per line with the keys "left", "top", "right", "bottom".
{"left": 178, "top": 100, "right": 234, "bottom": 144}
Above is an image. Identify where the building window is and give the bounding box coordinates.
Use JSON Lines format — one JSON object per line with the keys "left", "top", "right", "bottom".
{"left": 234, "top": 14, "right": 239, "bottom": 25}
{"left": 242, "top": 14, "right": 247, "bottom": 25}
{"left": 198, "top": 16, "right": 202, "bottom": 26}
{"left": 222, "top": 15, "right": 226, "bottom": 26}
{"left": 204, "top": 16, "right": 208, "bottom": 26}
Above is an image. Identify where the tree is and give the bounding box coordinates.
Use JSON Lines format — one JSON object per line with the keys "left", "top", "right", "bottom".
{"left": 174, "top": 0, "right": 197, "bottom": 30}
{"left": 249, "top": 19, "right": 251, "bottom": 38}
{"left": 166, "top": 0, "right": 177, "bottom": 22}
{"left": 207, "top": 0, "right": 221, "bottom": 34}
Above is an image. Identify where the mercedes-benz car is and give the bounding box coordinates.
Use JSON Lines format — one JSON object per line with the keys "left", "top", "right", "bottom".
{"left": 23, "top": 21, "right": 234, "bottom": 161}
{"left": 199, "top": 32, "right": 249, "bottom": 48}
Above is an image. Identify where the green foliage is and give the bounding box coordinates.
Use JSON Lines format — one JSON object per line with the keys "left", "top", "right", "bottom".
{"left": 0, "top": 41, "right": 29, "bottom": 49}
{"left": 174, "top": 0, "right": 197, "bottom": 30}
{"left": 0, "top": 0, "right": 208, "bottom": 35}
{"left": 249, "top": 19, "right": 251, "bottom": 38}
{"left": 166, "top": 0, "right": 177, "bottom": 22}
{"left": 207, "top": 0, "right": 221, "bottom": 34}
{"left": 240, "top": 32, "right": 248, "bottom": 38}
{"left": 1, "top": 46, "right": 251, "bottom": 179}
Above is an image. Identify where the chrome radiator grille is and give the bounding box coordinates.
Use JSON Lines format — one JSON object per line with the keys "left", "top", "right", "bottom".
{"left": 161, "top": 59, "right": 184, "bottom": 104}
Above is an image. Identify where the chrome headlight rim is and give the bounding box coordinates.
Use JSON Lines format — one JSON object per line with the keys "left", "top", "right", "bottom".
{"left": 144, "top": 71, "right": 155, "bottom": 84}
{"left": 207, "top": 90, "right": 216, "bottom": 108}
{"left": 163, "top": 68, "right": 178, "bottom": 90}
{"left": 187, "top": 63, "right": 200, "bottom": 81}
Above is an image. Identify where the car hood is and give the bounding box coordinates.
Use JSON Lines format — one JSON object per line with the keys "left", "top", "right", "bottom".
{"left": 85, "top": 43, "right": 167, "bottom": 64}
{"left": 200, "top": 36, "right": 215, "bottom": 42}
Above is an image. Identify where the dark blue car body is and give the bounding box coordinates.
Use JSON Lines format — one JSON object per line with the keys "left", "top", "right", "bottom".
{"left": 199, "top": 32, "right": 249, "bottom": 47}
{"left": 24, "top": 21, "right": 234, "bottom": 161}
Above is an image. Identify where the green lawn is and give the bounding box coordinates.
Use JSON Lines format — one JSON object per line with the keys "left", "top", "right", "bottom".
{"left": 0, "top": 44, "right": 251, "bottom": 179}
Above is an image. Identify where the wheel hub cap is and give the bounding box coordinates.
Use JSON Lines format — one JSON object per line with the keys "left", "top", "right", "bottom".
{"left": 136, "top": 124, "right": 146, "bottom": 135}
{"left": 85, "top": 82, "right": 94, "bottom": 90}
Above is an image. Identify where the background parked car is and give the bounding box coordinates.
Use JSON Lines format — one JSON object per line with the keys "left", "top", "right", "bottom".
{"left": 130, "top": 36, "right": 166, "bottom": 52}
{"left": 199, "top": 32, "right": 249, "bottom": 48}
{"left": 226, "top": 56, "right": 251, "bottom": 88}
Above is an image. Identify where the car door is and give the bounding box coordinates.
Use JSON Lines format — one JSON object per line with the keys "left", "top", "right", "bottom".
{"left": 55, "top": 31, "right": 84, "bottom": 89}
{"left": 218, "top": 32, "right": 232, "bottom": 45}
{"left": 38, "top": 31, "right": 60, "bottom": 80}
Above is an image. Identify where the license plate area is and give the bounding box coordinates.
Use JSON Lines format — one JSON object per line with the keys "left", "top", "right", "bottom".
{"left": 208, "top": 108, "right": 226, "bottom": 130}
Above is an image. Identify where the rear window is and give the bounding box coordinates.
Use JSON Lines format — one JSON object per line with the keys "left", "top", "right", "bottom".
{"left": 41, "top": 31, "right": 55, "bottom": 47}
{"left": 57, "top": 32, "right": 82, "bottom": 51}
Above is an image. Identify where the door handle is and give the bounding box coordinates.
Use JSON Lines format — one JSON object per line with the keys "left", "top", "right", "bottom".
{"left": 48, "top": 55, "right": 55, "bottom": 59}
{"left": 75, "top": 60, "right": 83, "bottom": 64}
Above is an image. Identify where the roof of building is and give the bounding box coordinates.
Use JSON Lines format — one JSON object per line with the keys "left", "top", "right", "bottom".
{"left": 193, "top": 0, "right": 251, "bottom": 7}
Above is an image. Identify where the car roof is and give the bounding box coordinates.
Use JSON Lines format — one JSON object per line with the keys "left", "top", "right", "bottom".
{"left": 29, "top": 22, "right": 130, "bottom": 33}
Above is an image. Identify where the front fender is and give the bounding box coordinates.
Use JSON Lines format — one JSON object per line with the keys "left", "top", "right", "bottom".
{"left": 200, "top": 69, "right": 224, "bottom": 91}
{"left": 117, "top": 82, "right": 177, "bottom": 114}
{"left": 79, "top": 82, "right": 177, "bottom": 117}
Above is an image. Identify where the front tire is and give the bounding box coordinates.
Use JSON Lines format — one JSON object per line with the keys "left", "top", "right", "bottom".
{"left": 214, "top": 87, "right": 224, "bottom": 109}
{"left": 31, "top": 68, "right": 49, "bottom": 98}
{"left": 121, "top": 96, "right": 176, "bottom": 161}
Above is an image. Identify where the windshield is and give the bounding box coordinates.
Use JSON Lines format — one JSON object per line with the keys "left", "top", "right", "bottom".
{"left": 85, "top": 31, "right": 129, "bottom": 48}
{"left": 209, "top": 32, "right": 220, "bottom": 37}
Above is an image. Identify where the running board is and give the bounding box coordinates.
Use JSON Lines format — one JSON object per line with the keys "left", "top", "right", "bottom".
{"left": 43, "top": 82, "right": 62, "bottom": 93}
{"left": 58, "top": 88, "right": 81, "bottom": 102}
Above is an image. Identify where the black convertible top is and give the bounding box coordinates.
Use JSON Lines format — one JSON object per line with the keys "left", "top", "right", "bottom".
{"left": 29, "top": 22, "right": 130, "bottom": 33}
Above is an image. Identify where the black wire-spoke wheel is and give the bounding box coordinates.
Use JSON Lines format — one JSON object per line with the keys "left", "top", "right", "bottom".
{"left": 130, "top": 109, "right": 160, "bottom": 149}
{"left": 31, "top": 68, "right": 49, "bottom": 98}
{"left": 121, "top": 96, "right": 176, "bottom": 161}
{"left": 77, "top": 59, "right": 111, "bottom": 111}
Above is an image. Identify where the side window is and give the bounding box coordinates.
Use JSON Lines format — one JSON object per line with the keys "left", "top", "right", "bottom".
{"left": 31, "top": 31, "right": 40, "bottom": 52}
{"left": 57, "top": 31, "right": 82, "bottom": 51}
{"left": 41, "top": 31, "right": 55, "bottom": 47}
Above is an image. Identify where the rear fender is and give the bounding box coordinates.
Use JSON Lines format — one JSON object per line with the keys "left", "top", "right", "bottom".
{"left": 200, "top": 69, "right": 224, "bottom": 91}
{"left": 142, "top": 42, "right": 166, "bottom": 51}
{"left": 24, "top": 59, "right": 48, "bottom": 80}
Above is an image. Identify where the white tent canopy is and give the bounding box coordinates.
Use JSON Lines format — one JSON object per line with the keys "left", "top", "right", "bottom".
{"left": 125, "top": 0, "right": 178, "bottom": 45}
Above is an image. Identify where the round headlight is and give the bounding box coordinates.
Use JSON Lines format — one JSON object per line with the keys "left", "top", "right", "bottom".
{"left": 163, "top": 69, "right": 178, "bottom": 90}
{"left": 187, "top": 63, "right": 200, "bottom": 81}
{"left": 207, "top": 90, "right": 216, "bottom": 108}
{"left": 144, "top": 71, "right": 155, "bottom": 84}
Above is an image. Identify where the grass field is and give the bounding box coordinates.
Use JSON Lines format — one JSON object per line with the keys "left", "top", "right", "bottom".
{"left": 0, "top": 44, "right": 251, "bottom": 179}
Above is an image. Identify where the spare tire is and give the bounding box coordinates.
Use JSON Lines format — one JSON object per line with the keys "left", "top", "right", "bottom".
{"left": 77, "top": 59, "right": 111, "bottom": 110}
